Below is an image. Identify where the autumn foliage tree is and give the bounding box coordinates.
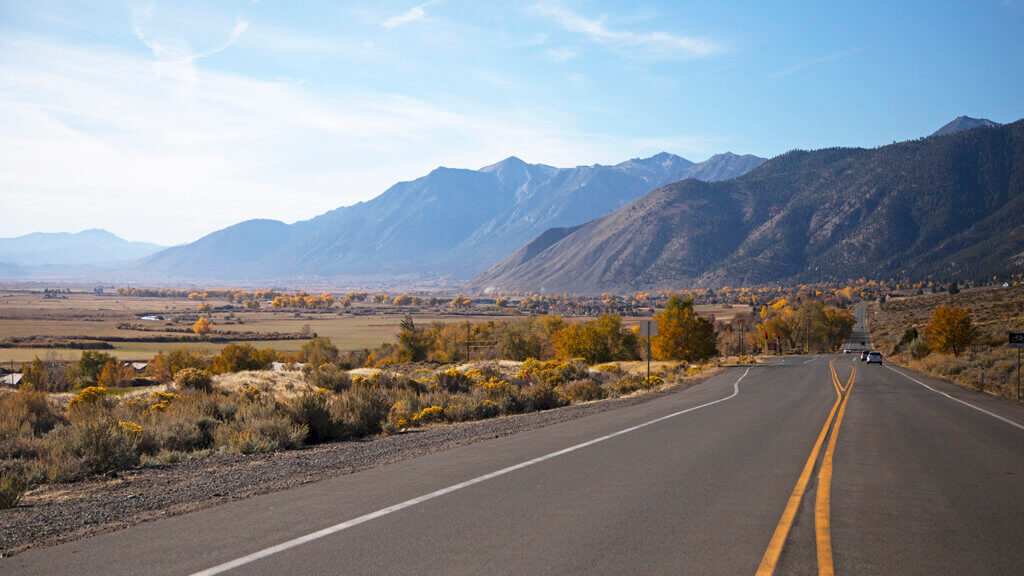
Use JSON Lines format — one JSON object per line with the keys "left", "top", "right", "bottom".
{"left": 397, "top": 314, "right": 431, "bottom": 362}
{"left": 299, "top": 337, "right": 340, "bottom": 367}
{"left": 96, "top": 359, "right": 127, "bottom": 388}
{"left": 552, "top": 315, "right": 638, "bottom": 364}
{"left": 822, "top": 308, "right": 856, "bottom": 351}
{"left": 211, "top": 343, "right": 276, "bottom": 373}
{"left": 450, "top": 295, "right": 472, "bottom": 310}
{"left": 148, "top": 348, "right": 211, "bottom": 383}
{"left": 925, "top": 304, "right": 976, "bottom": 357}
{"left": 192, "top": 317, "right": 213, "bottom": 338}
{"left": 74, "top": 350, "right": 117, "bottom": 388}
{"left": 20, "top": 356, "right": 49, "bottom": 389}
{"left": 651, "top": 295, "right": 718, "bottom": 362}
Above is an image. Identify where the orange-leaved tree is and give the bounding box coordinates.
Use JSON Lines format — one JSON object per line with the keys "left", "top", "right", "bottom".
{"left": 192, "top": 317, "right": 213, "bottom": 338}
{"left": 925, "top": 304, "right": 976, "bottom": 357}
{"left": 651, "top": 295, "right": 717, "bottom": 362}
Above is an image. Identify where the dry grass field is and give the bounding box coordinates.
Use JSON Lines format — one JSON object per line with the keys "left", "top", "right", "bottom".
{"left": 0, "top": 288, "right": 734, "bottom": 367}
{"left": 0, "top": 289, "right": 516, "bottom": 364}
{"left": 868, "top": 284, "right": 1024, "bottom": 399}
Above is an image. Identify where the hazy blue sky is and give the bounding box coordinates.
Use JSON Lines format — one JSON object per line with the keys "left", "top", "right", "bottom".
{"left": 2, "top": 1, "right": 1022, "bottom": 245}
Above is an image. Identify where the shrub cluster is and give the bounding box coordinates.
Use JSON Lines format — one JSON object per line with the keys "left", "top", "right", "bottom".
{"left": 2, "top": 344, "right": 706, "bottom": 493}
{"left": 174, "top": 368, "right": 213, "bottom": 392}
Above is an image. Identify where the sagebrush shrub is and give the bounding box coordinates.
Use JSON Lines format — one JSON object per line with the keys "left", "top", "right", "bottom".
{"left": 174, "top": 368, "right": 214, "bottom": 392}
{"left": 1, "top": 389, "right": 64, "bottom": 460}
{"left": 289, "top": 392, "right": 341, "bottom": 443}
{"left": 214, "top": 397, "right": 306, "bottom": 454}
{"left": 557, "top": 379, "right": 604, "bottom": 402}
{"left": 48, "top": 414, "right": 140, "bottom": 478}
{"left": 336, "top": 383, "right": 391, "bottom": 437}
{"left": 143, "top": 391, "right": 224, "bottom": 452}
{"left": 0, "top": 389, "right": 64, "bottom": 436}
{"left": 613, "top": 375, "right": 646, "bottom": 394}
{"left": 0, "top": 468, "right": 28, "bottom": 508}
{"left": 516, "top": 383, "right": 565, "bottom": 411}
{"left": 303, "top": 363, "right": 351, "bottom": 392}
{"left": 910, "top": 337, "right": 931, "bottom": 359}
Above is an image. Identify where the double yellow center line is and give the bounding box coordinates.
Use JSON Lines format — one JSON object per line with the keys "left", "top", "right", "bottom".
{"left": 756, "top": 359, "right": 855, "bottom": 576}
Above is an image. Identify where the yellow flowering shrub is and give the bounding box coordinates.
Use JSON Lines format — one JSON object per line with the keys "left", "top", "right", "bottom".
{"left": 516, "top": 358, "right": 587, "bottom": 385}
{"left": 388, "top": 400, "right": 413, "bottom": 429}
{"left": 411, "top": 405, "right": 444, "bottom": 425}
{"left": 151, "top": 391, "right": 179, "bottom": 403}
{"left": 480, "top": 377, "right": 514, "bottom": 401}
{"left": 137, "top": 390, "right": 180, "bottom": 414}
{"left": 117, "top": 421, "right": 143, "bottom": 435}
{"left": 68, "top": 386, "right": 109, "bottom": 410}
{"left": 642, "top": 375, "right": 664, "bottom": 388}
{"left": 434, "top": 367, "right": 473, "bottom": 392}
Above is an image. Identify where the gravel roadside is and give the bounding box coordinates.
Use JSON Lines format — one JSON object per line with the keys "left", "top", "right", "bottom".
{"left": 0, "top": 370, "right": 722, "bottom": 556}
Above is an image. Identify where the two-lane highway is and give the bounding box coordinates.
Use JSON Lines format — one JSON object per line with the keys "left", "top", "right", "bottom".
{"left": 7, "top": 357, "right": 1024, "bottom": 575}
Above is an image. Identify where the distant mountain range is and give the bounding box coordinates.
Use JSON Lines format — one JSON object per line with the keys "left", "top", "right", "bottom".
{"left": 0, "top": 229, "right": 165, "bottom": 267}
{"left": 125, "top": 151, "right": 765, "bottom": 282}
{"left": 5, "top": 115, "right": 1015, "bottom": 292}
{"left": 470, "top": 117, "right": 1024, "bottom": 293}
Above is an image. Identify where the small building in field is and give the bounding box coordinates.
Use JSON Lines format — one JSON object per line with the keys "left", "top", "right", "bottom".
{"left": 1, "top": 373, "right": 23, "bottom": 387}
{"left": 121, "top": 362, "right": 148, "bottom": 373}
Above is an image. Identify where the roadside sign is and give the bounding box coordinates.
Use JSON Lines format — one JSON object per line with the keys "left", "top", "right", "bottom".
{"left": 640, "top": 320, "right": 658, "bottom": 381}
{"left": 639, "top": 319, "right": 658, "bottom": 337}
{"left": 1013, "top": 333, "right": 1024, "bottom": 401}
{"left": 1010, "top": 332, "right": 1024, "bottom": 349}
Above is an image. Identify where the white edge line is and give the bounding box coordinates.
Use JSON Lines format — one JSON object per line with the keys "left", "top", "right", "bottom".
{"left": 803, "top": 355, "right": 821, "bottom": 364}
{"left": 190, "top": 367, "right": 752, "bottom": 576}
{"left": 885, "top": 365, "right": 1024, "bottom": 432}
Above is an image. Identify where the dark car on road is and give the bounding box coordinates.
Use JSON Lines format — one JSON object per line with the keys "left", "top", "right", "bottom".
{"left": 860, "top": 350, "right": 870, "bottom": 361}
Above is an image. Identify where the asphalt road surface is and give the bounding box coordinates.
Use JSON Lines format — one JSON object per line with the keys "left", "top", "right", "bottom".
{"left": 8, "top": 358, "right": 1024, "bottom": 575}
{"left": 841, "top": 304, "right": 873, "bottom": 352}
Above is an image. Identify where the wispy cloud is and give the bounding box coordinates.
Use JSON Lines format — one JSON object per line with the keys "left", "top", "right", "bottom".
{"left": 130, "top": 3, "right": 248, "bottom": 96}
{"left": 545, "top": 47, "right": 577, "bottom": 62}
{"left": 382, "top": 1, "right": 438, "bottom": 30}
{"left": 131, "top": 4, "right": 248, "bottom": 65}
{"left": 0, "top": 34, "right": 715, "bottom": 244}
{"left": 527, "top": 3, "right": 716, "bottom": 59}
{"left": 769, "top": 48, "right": 861, "bottom": 80}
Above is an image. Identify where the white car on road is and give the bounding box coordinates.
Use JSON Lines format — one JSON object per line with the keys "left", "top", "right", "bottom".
{"left": 866, "top": 351, "right": 883, "bottom": 365}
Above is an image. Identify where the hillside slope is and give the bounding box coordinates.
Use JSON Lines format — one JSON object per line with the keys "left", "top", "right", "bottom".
{"left": 470, "top": 118, "right": 1024, "bottom": 293}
